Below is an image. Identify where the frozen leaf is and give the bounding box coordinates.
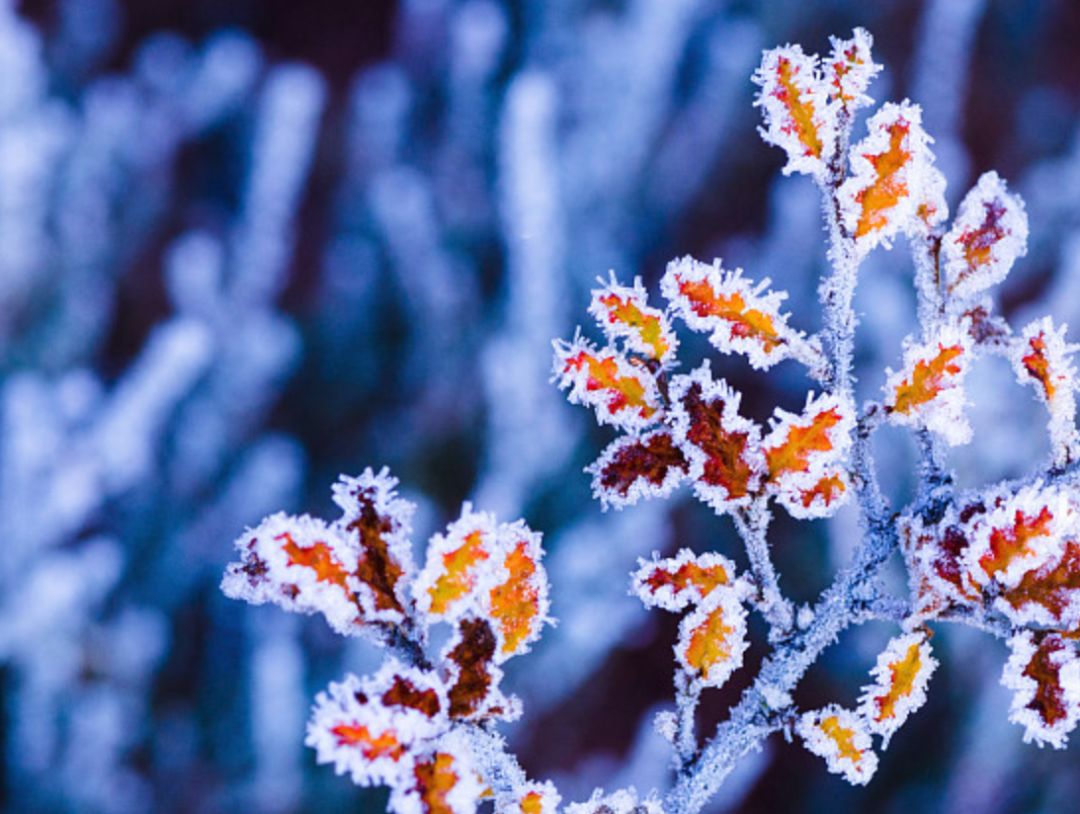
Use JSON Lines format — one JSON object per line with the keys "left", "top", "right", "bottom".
{"left": 1012, "top": 317, "right": 1079, "bottom": 464}
{"left": 389, "top": 731, "right": 484, "bottom": 814}
{"left": 675, "top": 588, "right": 748, "bottom": 689}
{"left": 661, "top": 256, "right": 808, "bottom": 370}
{"left": 1000, "top": 541, "right": 1080, "bottom": 633}
{"left": 306, "top": 661, "right": 449, "bottom": 787}
{"left": 589, "top": 273, "right": 677, "bottom": 363}
{"left": 762, "top": 392, "right": 853, "bottom": 517}
{"left": 858, "top": 631, "right": 937, "bottom": 745}
{"left": 763, "top": 392, "right": 852, "bottom": 481}
{"left": 587, "top": 430, "right": 690, "bottom": 510}
{"left": 553, "top": 336, "right": 662, "bottom": 431}
{"left": 912, "top": 164, "right": 949, "bottom": 234}
{"left": 333, "top": 468, "right": 417, "bottom": 619}
{"left": 752, "top": 44, "right": 834, "bottom": 178}
{"left": 632, "top": 549, "right": 736, "bottom": 612}
{"left": 509, "top": 781, "right": 561, "bottom": 814}
{"left": 883, "top": 325, "right": 973, "bottom": 446}
{"left": 223, "top": 513, "right": 365, "bottom": 635}
{"left": 942, "top": 171, "right": 1028, "bottom": 302}
{"left": 415, "top": 508, "right": 551, "bottom": 660}
{"left": 442, "top": 617, "right": 519, "bottom": 721}
{"left": 796, "top": 705, "right": 878, "bottom": 785}
{"left": 899, "top": 504, "right": 983, "bottom": 620}
{"left": 839, "top": 101, "right": 935, "bottom": 254}
{"left": 787, "top": 466, "right": 850, "bottom": 520}
{"left": 414, "top": 506, "right": 501, "bottom": 622}
{"left": 965, "top": 483, "right": 1076, "bottom": 589}
{"left": 1001, "top": 632, "right": 1080, "bottom": 749}
{"left": 825, "top": 28, "right": 880, "bottom": 113}
{"left": 484, "top": 520, "right": 550, "bottom": 661}
{"left": 1014, "top": 318, "right": 1075, "bottom": 404}
{"left": 668, "top": 363, "right": 765, "bottom": 514}
{"left": 222, "top": 469, "right": 417, "bottom": 632}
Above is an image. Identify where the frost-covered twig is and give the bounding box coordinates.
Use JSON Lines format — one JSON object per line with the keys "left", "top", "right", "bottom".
{"left": 732, "top": 504, "right": 793, "bottom": 640}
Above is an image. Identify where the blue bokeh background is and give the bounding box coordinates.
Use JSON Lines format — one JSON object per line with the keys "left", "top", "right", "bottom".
{"left": 2, "top": 0, "right": 1079, "bottom": 812}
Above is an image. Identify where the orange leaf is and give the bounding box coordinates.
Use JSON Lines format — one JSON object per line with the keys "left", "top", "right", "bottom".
{"left": 589, "top": 275, "right": 676, "bottom": 362}
{"left": 554, "top": 338, "right": 661, "bottom": 430}
{"left": 887, "top": 343, "right": 964, "bottom": 416}
{"left": 820, "top": 715, "right": 863, "bottom": 764}
{"left": 676, "top": 590, "right": 747, "bottom": 688}
{"left": 859, "top": 631, "right": 936, "bottom": 741}
{"left": 752, "top": 44, "right": 834, "bottom": 177}
{"left": 633, "top": 549, "right": 735, "bottom": 612}
{"left": 1003, "top": 541, "right": 1080, "bottom": 630}
{"left": 853, "top": 118, "right": 910, "bottom": 239}
{"left": 677, "top": 278, "right": 781, "bottom": 350}
{"left": 413, "top": 752, "right": 460, "bottom": 814}
{"left": 765, "top": 405, "right": 843, "bottom": 481}
{"left": 799, "top": 472, "right": 847, "bottom": 510}
{"left": 281, "top": 532, "right": 351, "bottom": 591}
{"left": 429, "top": 529, "right": 492, "bottom": 617}
{"left": 331, "top": 723, "right": 406, "bottom": 762}
{"left": 797, "top": 705, "right": 878, "bottom": 785}
{"left": 978, "top": 506, "right": 1054, "bottom": 582}
{"left": 488, "top": 541, "right": 541, "bottom": 658}
{"left": 1023, "top": 332, "right": 1057, "bottom": 401}
{"left": 942, "top": 171, "right": 1028, "bottom": 300}
{"left": 773, "top": 55, "right": 823, "bottom": 159}
{"left": 644, "top": 559, "right": 730, "bottom": 601}
{"left": 661, "top": 258, "right": 800, "bottom": 370}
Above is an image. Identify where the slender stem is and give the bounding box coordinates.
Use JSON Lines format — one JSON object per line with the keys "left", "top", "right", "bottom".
{"left": 911, "top": 231, "right": 945, "bottom": 333}
{"left": 665, "top": 528, "right": 896, "bottom": 814}
{"left": 733, "top": 502, "right": 793, "bottom": 640}
{"left": 665, "top": 114, "right": 906, "bottom": 814}
{"left": 674, "top": 671, "right": 701, "bottom": 769}
{"left": 461, "top": 726, "right": 532, "bottom": 804}
{"left": 817, "top": 112, "right": 858, "bottom": 395}
{"left": 909, "top": 231, "right": 953, "bottom": 495}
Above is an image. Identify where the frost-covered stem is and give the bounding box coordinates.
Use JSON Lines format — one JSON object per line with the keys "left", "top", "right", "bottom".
{"left": 854, "top": 593, "right": 910, "bottom": 623}
{"left": 911, "top": 232, "right": 945, "bottom": 332}
{"left": 816, "top": 125, "right": 859, "bottom": 396}
{"left": 380, "top": 623, "right": 433, "bottom": 672}
{"left": 915, "top": 428, "right": 950, "bottom": 501}
{"left": 936, "top": 606, "right": 1015, "bottom": 641}
{"left": 790, "top": 337, "right": 832, "bottom": 387}
{"left": 665, "top": 529, "right": 896, "bottom": 814}
{"left": 673, "top": 671, "right": 701, "bottom": 769}
{"left": 666, "top": 120, "right": 906, "bottom": 814}
{"left": 460, "top": 726, "right": 532, "bottom": 808}
{"left": 732, "top": 502, "right": 793, "bottom": 640}
{"left": 909, "top": 233, "right": 952, "bottom": 488}
{"left": 668, "top": 441, "right": 896, "bottom": 814}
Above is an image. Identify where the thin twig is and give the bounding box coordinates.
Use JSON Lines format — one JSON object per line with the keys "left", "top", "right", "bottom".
{"left": 674, "top": 671, "right": 701, "bottom": 769}
{"left": 664, "top": 113, "right": 908, "bottom": 814}
{"left": 732, "top": 502, "right": 794, "bottom": 641}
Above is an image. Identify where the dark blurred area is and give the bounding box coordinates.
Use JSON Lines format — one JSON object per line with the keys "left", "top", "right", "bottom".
{"left": 2, "top": 0, "right": 1080, "bottom": 812}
